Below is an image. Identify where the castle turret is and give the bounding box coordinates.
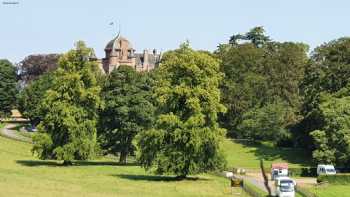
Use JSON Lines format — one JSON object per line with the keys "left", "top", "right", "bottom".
{"left": 102, "top": 34, "right": 135, "bottom": 73}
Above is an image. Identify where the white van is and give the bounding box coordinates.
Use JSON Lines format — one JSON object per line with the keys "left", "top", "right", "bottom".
{"left": 317, "top": 164, "right": 336, "bottom": 176}
{"left": 275, "top": 177, "right": 296, "bottom": 197}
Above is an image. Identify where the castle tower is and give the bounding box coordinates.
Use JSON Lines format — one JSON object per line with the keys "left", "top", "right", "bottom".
{"left": 102, "top": 34, "right": 136, "bottom": 73}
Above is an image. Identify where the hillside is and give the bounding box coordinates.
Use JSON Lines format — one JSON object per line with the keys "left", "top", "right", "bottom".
{"left": 223, "top": 139, "right": 313, "bottom": 169}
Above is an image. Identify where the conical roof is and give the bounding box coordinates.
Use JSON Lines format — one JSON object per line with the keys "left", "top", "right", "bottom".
{"left": 105, "top": 34, "right": 133, "bottom": 50}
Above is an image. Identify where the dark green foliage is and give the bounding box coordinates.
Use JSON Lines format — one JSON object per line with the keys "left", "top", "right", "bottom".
{"left": 317, "top": 174, "right": 350, "bottom": 184}
{"left": 229, "top": 26, "right": 270, "bottom": 47}
{"left": 299, "top": 38, "right": 350, "bottom": 138}
{"left": 238, "top": 101, "right": 294, "bottom": 142}
{"left": 32, "top": 41, "right": 103, "bottom": 163}
{"left": 288, "top": 168, "right": 317, "bottom": 177}
{"left": 18, "top": 54, "right": 60, "bottom": 83}
{"left": 0, "top": 59, "right": 18, "bottom": 117}
{"left": 99, "top": 65, "right": 155, "bottom": 163}
{"left": 18, "top": 72, "right": 55, "bottom": 125}
{"left": 310, "top": 92, "right": 350, "bottom": 165}
{"left": 217, "top": 27, "right": 308, "bottom": 141}
{"left": 297, "top": 38, "right": 350, "bottom": 163}
{"left": 136, "top": 43, "right": 227, "bottom": 177}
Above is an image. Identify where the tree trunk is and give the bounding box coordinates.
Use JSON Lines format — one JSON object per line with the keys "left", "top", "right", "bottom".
{"left": 119, "top": 150, "right": 128, "bottom": 164}
{"left": 260, "top": 160, "right": 272, "bottom": 196}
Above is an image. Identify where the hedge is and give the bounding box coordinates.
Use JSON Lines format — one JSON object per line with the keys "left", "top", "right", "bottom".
{"left": 289, "top": 168, "right": 317, "bottom": 177}
{"left": 242, "top": 180, "right": 270, "bottom": 197}
{"left": 317, "top": 174, "right": 350, "bottom": 184}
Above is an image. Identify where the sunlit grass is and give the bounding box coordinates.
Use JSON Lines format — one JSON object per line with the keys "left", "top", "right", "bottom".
{"left": 0, "top": 135, "right": 248, "bottom": 197}
{"left": 310, "top": 185, "right": 350, "bottom": 197}
{"left": 223, "top": 139, "right": 313, "bottom": 169}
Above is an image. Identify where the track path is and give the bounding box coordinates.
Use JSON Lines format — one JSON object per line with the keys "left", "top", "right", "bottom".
{"left": 0, "top": 123, "right": 32, "bottom": 143}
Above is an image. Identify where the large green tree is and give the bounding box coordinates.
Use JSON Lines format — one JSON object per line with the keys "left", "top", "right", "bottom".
{"left": 99, "top": 65, "right": 155, "bottom": 164}
{"left": 0, "top": 59, "right": 18, "bottom": 117}
{"left": 311, "top": 89, "right": 350, "bottom": 165}
{"left": 32, "top": 41, "right": 103, "bottom": 164}
{"left": 217, "top": 27, "right": 308, "bottom": 141}
{"left": 136, "top": 43, "right": 226, "bottom": 178}
{"left": 297, "top": 37, "right": 350, "bottom": 148}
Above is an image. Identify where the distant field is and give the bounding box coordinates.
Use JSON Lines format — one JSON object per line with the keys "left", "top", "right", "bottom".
{"left": 223, "top": 139, "right": 313, "bottom": 169}
{"left": 0, "top": 135, "right": 248, "bottom": 197}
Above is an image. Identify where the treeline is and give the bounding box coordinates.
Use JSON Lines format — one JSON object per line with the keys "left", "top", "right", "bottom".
{"left": 1, "top": 27, "right": 350, "bottom": 174}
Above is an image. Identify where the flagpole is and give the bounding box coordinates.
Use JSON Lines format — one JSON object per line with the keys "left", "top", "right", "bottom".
{"left": 109, "top": 21, "right": 120, "bottom": 37}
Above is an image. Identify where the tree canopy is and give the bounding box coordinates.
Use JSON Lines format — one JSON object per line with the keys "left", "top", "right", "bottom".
{"left": 136, "top": 43, "right": 226, "bottom": 178}
{"left": 0, "top": 59, "right": 18, "bottom": 117}
{"left": 217, "top": 27, "right": 308, "bottom": 142}
{"left": 18, "top": 54, "right": 60, "bottom": 84}
{"left": 32, "top": 41, "right": 103, "bottom": 164}
{"left": 99, "top": 65, "right": 155, "bottom": 164}
{"left": 297, "top": 37, "right": 350, "bottom": 163}
{"left": 18, "top": 72, "right": 56, "bottom": 125}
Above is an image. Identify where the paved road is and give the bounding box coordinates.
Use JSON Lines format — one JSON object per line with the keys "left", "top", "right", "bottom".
{"left": 0, "top": 123, "right": 32, "bottom": 143}
{"left": 242, "top": 172, "right": 317, "bottom": 197}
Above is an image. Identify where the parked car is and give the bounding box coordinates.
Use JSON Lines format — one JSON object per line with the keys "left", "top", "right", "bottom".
{"left": 317, "top": 164, "right": 336, "bottom": 176}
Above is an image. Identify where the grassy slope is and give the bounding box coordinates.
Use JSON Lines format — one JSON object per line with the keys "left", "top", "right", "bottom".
{"left": 223, "top": 139, "right": 313, "bottom": 169}
{"left": 0, "top": 136, "right": 249, "bottom": 197}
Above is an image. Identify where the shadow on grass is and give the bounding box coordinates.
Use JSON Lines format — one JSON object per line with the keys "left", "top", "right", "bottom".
{"left": 235, "top": 140, "right": 314, "bottom": 167}
{"left": 114, "top": 174, "right": 208, "bottom": 182}
{"left": 16, "top": 160, "right": 139, "bottom": 167}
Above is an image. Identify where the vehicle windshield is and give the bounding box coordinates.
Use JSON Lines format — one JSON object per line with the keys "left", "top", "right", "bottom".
{"left": 280, "top": 180, "right": 294, "bottom": 192}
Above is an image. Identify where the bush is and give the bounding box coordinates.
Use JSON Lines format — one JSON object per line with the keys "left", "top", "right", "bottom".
{"left": 317, "top": 174, "right": 350, "bottom": 184}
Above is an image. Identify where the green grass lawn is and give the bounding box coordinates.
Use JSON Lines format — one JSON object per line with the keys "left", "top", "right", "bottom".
{"left": 309, "top": 185, "right": 350, "bottom": 197}
{"left": 0, "top": 135, "right": 249, "bottom": 197}
{"left": 223, "top": 139, "right": 313, "bottom": 169}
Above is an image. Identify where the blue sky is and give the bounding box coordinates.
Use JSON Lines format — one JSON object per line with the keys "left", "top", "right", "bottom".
{"left": 1, "top": 0, "right": 350, "bottom": 63}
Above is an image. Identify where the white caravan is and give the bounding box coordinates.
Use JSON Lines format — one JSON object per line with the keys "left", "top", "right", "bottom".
{"left": 274, "top": 177, "right": 296, "bottom": 197}
{"left": 317, "top": 164, "right": 336, "bottom": 176}
{"left": 271, "top": 163, "right": 288, "bottom": 180}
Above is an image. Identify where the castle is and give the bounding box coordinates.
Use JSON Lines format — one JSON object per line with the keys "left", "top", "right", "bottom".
{"left": 98, "top": 34, "right": 161, "bottom": 73}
